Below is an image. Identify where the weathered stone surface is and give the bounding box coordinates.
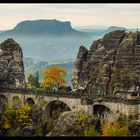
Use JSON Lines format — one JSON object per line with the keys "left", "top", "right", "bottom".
{"left": 72, "top": 45, "right": 89, "bottom": 90}
{"left": 47, "top": 111, "right": 97, "bottom": 136}
{"left": 0, "top": 38, "right": 25, "bottom": 88}
{"left": 21, "top": 126, "right": 35, "bottom": 137}
{"left": 72, "top": 30, "right": 140, "bottom": 96}
{"left": 129, "top": 120, "right": 140, "bottom": 136}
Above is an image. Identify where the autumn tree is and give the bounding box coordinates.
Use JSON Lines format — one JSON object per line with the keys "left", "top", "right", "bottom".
{"left": 26, "top": 71, "right": 40, "bottom": 88}
{"left": 101, "top": 121, "right": 130, "bottom": 136}
{"left": 42, "top": 66, "right": 67, "bottom": 90}
{"left": 0, "top": 104, "right": 32, "bottom": 136}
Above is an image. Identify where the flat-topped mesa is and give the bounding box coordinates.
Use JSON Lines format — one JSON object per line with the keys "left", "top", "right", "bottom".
{"left": 0, "top": 38, "right": 25, "bottom": 88}
{"left": 14, "top": 19, "right": 73, "bottom": 33}
{"left": 72, "top": 30, "right": 140, "bottom": 96}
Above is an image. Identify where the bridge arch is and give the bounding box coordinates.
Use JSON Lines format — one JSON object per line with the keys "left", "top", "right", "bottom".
{"left": 0, "top": 94, "right": 8, "bottom": 102}
{"left": 0, "top": 95, "right": 8, "bottom": 104}
{"left": 42, "top": 100, "right": 71, "bottom": 122}
{"left": 93, "top": 103, "right": 116, "bottom": 123}
{"left": 25, "top": 97, "right": 35, "bottom": 106}
{"left": 0, "top": 95, "right": 8, "bottom": 112}
{"left": 12, "top": 96, "right": 22, "bottom": 108}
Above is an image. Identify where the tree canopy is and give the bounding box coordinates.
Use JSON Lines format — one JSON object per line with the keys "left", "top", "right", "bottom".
{"left": 26, "top": 71, "right": 40, "bottom": 88}
{"left": 42, "top": 66, "right": 67, "bottom": 90}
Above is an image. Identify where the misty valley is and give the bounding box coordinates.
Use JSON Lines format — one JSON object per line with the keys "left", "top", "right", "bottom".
{"left": 0, "top": 19, "right": 140, "bottom": 137}
{"left": 0, "top": 20, "right": 136, "bottom": 86}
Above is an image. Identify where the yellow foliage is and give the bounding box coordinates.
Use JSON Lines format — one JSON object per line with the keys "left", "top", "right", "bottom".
{"left": 78, "top": 111, "right": 90, "bottom": 126}
{"left": 42, "top": 66, "right": 67, "bottom": 90}
{"left": 2, "top": 119, "right": 11, "bottom": 129}
{"left": 101, "top": 121, "right": 131, "bottom": 136}
{"left": 26, "top": 83, "right": 32, "bottom": 88}
{"left": 1, "top": 105, "right": 15, "bottom": 130}
{"left": 84, "top": 126, "right": 99, "bottom": 136}
{"left": 15, "top": 104, "right": 32, "bottom": 127}
{"left": 1, "top": 104, "right": 32, "bottom": 131}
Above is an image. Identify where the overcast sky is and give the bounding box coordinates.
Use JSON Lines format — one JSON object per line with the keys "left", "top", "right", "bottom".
{"left": 0, "top": 3, "right": 140, "bottom": 30}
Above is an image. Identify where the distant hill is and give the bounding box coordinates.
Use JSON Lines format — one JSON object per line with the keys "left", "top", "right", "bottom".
{"left": 0, "top": 19, "right": 92, "bottom": 62}
{"left": 105, "top": 26, "right": 129, "bottom": 32}
{"left": 0, "top": 30, "right": 6, "bottom": 34}
{"left": 1, "top": 19, "right": 90, "bottom": 38}
{"left": 75, "top": 26, "right": 129, "bottom": 40}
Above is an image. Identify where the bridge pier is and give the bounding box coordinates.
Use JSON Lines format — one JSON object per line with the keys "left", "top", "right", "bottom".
{"left": 87, "top": 105, "right": 93, "bottom": 116}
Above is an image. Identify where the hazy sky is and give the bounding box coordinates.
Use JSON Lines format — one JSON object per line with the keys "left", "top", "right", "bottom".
{"left": 0, "top": 3, "right": 140, "bottom": 30}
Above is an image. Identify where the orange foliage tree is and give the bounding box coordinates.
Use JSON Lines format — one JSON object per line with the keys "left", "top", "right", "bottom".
{"left": 42, "top": 66, "right": 67, "bottom": 90}
{"left": 101, "top": 121, "right": 130, "bottom": 136}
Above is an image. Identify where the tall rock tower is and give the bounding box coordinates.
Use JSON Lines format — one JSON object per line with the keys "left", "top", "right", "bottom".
{"left": 72, "top": 30, "right": 140, "bottom": 95}
{"left": 0, "top": 38, "right": 25, "bottom": 88}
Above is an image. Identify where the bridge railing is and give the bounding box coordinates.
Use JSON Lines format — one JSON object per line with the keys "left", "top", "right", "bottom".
{"left": 0, "top": 87, "right": 140, "bottom": 103}
{"left": 81, "top": 94, "right": 140, "bottom": 105}
{"left": 0, "top": 87, "right": 85, "bottom": 99}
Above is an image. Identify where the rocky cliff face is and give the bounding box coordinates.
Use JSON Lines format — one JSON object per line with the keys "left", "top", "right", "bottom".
{"left": 0, "top": 38, "right": 25, "bottom": 88}
{"left": 72, "top": 30, "right": 140, "bottom": 95}
{"left": 47, "top": 111, "right": 98, "bottom": 136}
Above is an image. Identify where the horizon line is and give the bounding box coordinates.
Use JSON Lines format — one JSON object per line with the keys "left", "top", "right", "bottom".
{"left": 0, "top": 19, "right": 139, "bottom": 30}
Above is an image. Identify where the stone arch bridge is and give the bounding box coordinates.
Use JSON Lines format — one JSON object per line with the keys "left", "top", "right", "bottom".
{"left": 0, "top": 88, "right": 140, "bottom": 122}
